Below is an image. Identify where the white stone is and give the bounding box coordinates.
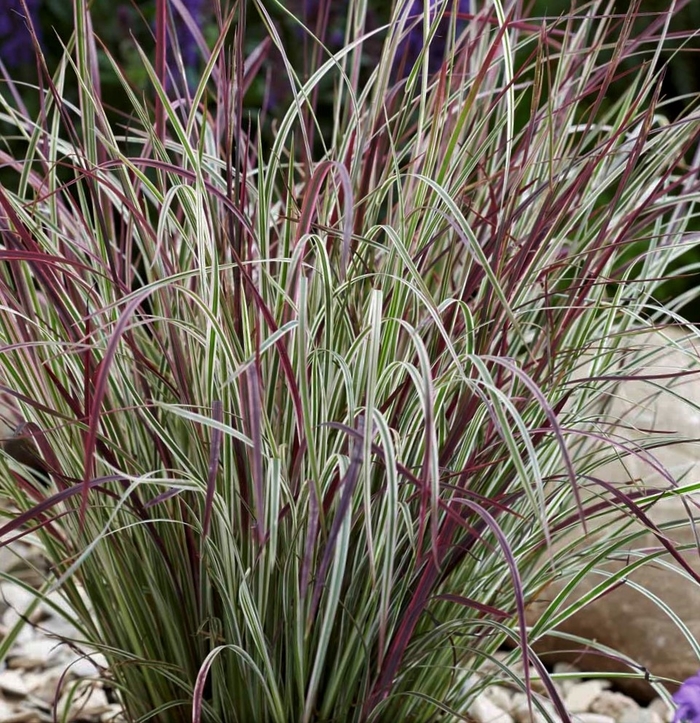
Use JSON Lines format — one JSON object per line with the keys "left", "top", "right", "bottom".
{"left": 65, "top": 653, "right": 108, "bottom": 679}
{"left": 7, "top": 638, "right": 62, "bottom": 669}
{"left": 564, "top": 680, "right": 609, "bottom": 713}
{"left": 0, "top": 669, "right": 29, "bottom": 697}
{"left": 528, "top": 668, "right": 552, "bottom": 696}
{"left": 0, "top": 584, "right": 42, "bottom": 626}
{"left": 552, "top": 663, "right": 582, "bottom": 696}
{"left": 43, "top": 590, "right": 80, "bottom": 617}
{"left": 0, "top": 547, "right": 27, "bottom": 576}
{"left": 590, "top": 690, "right": 640, "bottom": 718}
{"left": 0, "top": 583, "right": 36, "bottom": 609}
{"left": 58, "top": 682, "right": 110, "bottom": 721}
{"left": 41, "top": 614, "right": 82, "bottom": 640}
{"left": 0, "top": 620, "right": 33, "bottom": 645}
{"left": 99, "top": 704, "right": 127, "bottom": 722}
{"left": 620, "top": 709, "right": 663, "bottom": 723}
{"left": 572, "top": 714, "right": 615, "bottom": 723}
{"left": 648, "top": 698, "right": 673, "bottom": 723}
{"left": 510, "top": 692, "right": 560, "bottom": 723}
{"left": 485, "top": 685, "right": 514, "bottom": 713}
{"left": 22, "top": 667, "right": 64, "bottom": 703}
{"left": 0, "top": 697, "right": 40, "bottom": 722}
{"left": 470, "top": 692, "right": 514, "bottom": 723}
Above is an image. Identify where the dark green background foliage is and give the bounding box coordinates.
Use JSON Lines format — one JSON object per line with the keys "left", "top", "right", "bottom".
{"left": 16, "top": 2, "right": 700, "bottom": 116}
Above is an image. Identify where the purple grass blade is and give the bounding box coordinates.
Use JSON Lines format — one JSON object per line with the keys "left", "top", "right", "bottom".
{"left": 202, "top": 400, "right": 223, "bottom": 540}
{"left": 299, "top": 480, "right": 319, "bottom": 603}
{"left": 309, "top": 416, "right": 366, "bottom": 626}
{"left": 246, "top": 363, "right": 266, "bottom": 545}
{"left": 82, "top": 288, "right": 156, "bottom": 525}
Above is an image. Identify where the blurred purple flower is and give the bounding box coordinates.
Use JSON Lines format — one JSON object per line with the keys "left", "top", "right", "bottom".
{"left": 162, "top": 0, "right": 208, "bottom": 93}
{"left": 301, "top": 0, "right": 322, "bottom": 13}
{"left": 0, "top": 0, "right": 42, "bottom": 67}
{"left": 175, "top": 0, "right": 206, "bottom": 69}
{"left": 673, "top": 672, "right": 700, "bottom": 723}
{"left": 395, "top": 0, "right": 471, "bottom": 78}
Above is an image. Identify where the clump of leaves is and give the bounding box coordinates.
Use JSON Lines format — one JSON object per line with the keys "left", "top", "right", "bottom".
{"left": 0, "top": 1, "right": 699, "bottom": 722}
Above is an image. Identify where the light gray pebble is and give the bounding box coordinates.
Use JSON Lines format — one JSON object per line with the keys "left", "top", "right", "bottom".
{"left": 66, "top": 653, "right": 108, "bottom": 679}
{"left": 619, "top": 708, "right": 663, "bottom": 723}
{"left": 7, "top": 638, "right": 61, "bottom": 669}
{"left": 510, "top": 692, "right": 560, "bottom": 723}
{"left": 0, "top": 669, "right": 29, "bottom": 697}
{"left": 590, "top": 690, "right": 640, "bottom": 719}
{"left": 470, "top": 693, "right": 514, "bottom": 723}
{"left": 565, "top": 681, "right": 610, "bottom": 713}
{"left": 572, "top": 714, "right": 615, "bottom": 723}
{"left": 648, "top": 698, "right": 672, "bottom": 723}
{"left": 552, "top": 663, "right": 583, "bottom": 696}
{"left": 485, "top": 685, "right": 514, "bottom": 713}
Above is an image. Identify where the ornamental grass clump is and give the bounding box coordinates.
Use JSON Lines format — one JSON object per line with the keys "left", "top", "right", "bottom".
{"left": 0, "top": 0, "right": 699, "bottom": 721}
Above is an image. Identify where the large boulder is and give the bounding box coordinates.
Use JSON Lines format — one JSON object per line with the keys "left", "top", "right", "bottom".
{"left": 530, "top": 327, "right": 700, "bottom": 700}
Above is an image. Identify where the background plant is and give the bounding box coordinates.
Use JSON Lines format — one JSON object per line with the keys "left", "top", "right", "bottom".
{"left": 0, "top": 1, "right": 699, "bottom": 722}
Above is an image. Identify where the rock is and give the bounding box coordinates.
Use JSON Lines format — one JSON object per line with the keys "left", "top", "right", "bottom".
{"left": 469, "top": 693, "right": 514, "bottom": 723}
{"left": 0, "top": 545, "right": 36, "bottom": 577}
{"left": 528, "top": 668, "right": 552, "bottom": 696}
{"left": 43, "top": 590, "right": 79, "bottom": 616}
{"left": 590, "top": 690, "right": 640, "bottom": 719}
{"left": 58, "top": 682, "right": 111, "bottom": 721}
{"left": 7, "top": 638, "right": 62, "bottom": 669}
{"left": 0, "top": 621, "right": 34, "bottom": 646}
{"left": 493, "top": 657, "right": 549, "bottom": 696}
{"left": 2, "top": 608, "right": 38, "bottom": 631}
{"left": 510, "top": 693, "right": 559, "bottom": 723}
{"left": 0, "top": 669, "right": 29, "bottom": 697}
{"left": 552, "top": 663, "right": 582, "bottom": 697}
{"left": 647, "top": 697, "right": 672, "bottom": 723}
{"left": 65, "top": 653, "right": 108, "bottom": 679}
{"left": 41, "top": 614, "right": 82, "bottom": 640}
{"left": 529, "top": 328, "right": 700, "bottom": 701}
{"left": 0, "top": 583, "right": 42, "bottom": 625}
{"left": 99, "top": 704, "right": 127, "bottom": 722}
{"left": 564, "top": 680, "right": 609, "bottom": 712}
{"left": 4, "top": 544, "right": 48, "bottom": 587}
{"left": 22, "top": 667, "right": 65, "bottom": 703}
{"left": 0, "top": 494, "right": 117, "bottom": 722}
{"left": 485, "top": 685, "right": 514, "bottom": 713}
{"left": 571, "top": 715, "right": 614, "bottom": 723}
{"left": 620, "top": 709, "right": 663, "bottom": 723}
{"left": 0, "top": 697, "right": 40, "bottom": 722}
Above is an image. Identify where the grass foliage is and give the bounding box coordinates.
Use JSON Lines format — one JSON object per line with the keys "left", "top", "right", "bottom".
{"left": 0, "top": 0, "right": 699, "bottom": 721}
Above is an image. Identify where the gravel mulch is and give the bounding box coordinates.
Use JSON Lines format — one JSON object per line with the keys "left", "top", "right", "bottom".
{"left": 0, "top": 536, "right": 123, "bottom": 723}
